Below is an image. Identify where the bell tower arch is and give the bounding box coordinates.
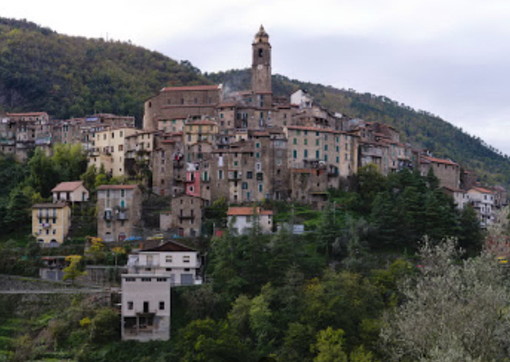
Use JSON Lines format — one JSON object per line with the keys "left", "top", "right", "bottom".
{"left": 251, "top": 25, "right": 272, "bottom": 101}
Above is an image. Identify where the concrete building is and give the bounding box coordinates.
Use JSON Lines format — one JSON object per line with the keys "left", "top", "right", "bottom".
{"left": 121, "top": 274, "right": 171, "bottom": 341}
{"left": 467, "top": 187, "right": 495, "bottom": 227}
{"left": 96, "top": 184, "right": 142, "bottom": 242}
{"left": 121, "top": 240, "right": 202, "bottom": 341}
{"left": 32, "top": 203, "right": 71, "bottom": 247}
{"left": 126, "top": 240, "right": 202, "bottom": 285}
{"left": 227, "top": 206, "right": 273, "bottom": 234}
{"left": 51, "top": 181, "right": 89, "bottom": 203}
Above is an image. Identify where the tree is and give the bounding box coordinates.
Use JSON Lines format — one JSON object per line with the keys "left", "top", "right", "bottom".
{"left": 63, "top": 255, "right": 86, "bottom": 284}
{"left": 311, "top": 327, "right": 348, "bottom": 362}
{"left": 4, "top": 187, "right": 32, "bottom": 232}
{"left": 381, "top": 239, "right": 510, "bottom": 361}
{"left": 458, "top": 204, "right": 483, "bottom": 256}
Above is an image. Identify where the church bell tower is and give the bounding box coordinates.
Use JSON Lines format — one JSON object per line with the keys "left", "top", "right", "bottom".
{"left": 251, "top": 25, "right": 272, "bottom": 104}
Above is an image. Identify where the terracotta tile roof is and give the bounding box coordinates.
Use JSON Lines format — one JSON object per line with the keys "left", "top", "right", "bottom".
{"left": 185, "top": 120, "right": 217, "bottom": 126}
{"left": 421, "top": 156, "right": 458, "bottom": 166}
{"left": 51, "top": 181, "right": 85, "bottom": 192}
{"left": 161, "top": 85, "right": 221, "bottom": 92}
{"left": 286, "top": 125, "right": 340, "bottom": 134}
{"left": 142, "top": 240, "right": 197, "bottom": 252}
{"left": 227, "top": 207, "right": 273, "bottom": 216}
{"left": 33, "top": 202, "right": 68, "bottom": 208}
{"left": 469, "top": 187, "right": 494, "bottom": 194}
{"left": 217, "top": 102, "right": 236, "bottom": 108}
{"left": 7, "top": 112, "right": 48, "bottom": 117}
{"left": 291, "top": 168, "right": 315, "bottom": 174}
{"left": 97, "top": 184, "right": 138, "bottom": 190}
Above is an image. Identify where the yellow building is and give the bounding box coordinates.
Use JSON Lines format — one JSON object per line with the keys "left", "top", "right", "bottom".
{"left": 89, "top": 127, "right": 138, "bottom": 177}
{"left": 32, "top": 203, "right": 71, "bottom": 247}
{"left": 183, "top": 120, "right": 219, "bottom": 147}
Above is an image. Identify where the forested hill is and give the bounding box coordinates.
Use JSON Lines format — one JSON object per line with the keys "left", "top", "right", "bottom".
{"left": 1, "top": 17, "right": 510, "bottom": 187}
{"left": 207, "top": 69, "right": 510, "bottom": 187}
{"left": 0, "top": 18, "right": 210, "bottom": 121}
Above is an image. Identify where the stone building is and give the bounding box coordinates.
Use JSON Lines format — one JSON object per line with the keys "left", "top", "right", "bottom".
{"left": 420, "top": 155, "right": 461, "bottom": 190}
{"left": 96, "top": 184, "right": 142, "bottom": 242}
{"left": 143, "top": 85, "right": 222, "bottom": 131}
{"left": 159, "top": 195, "right": 205, "bottom": 237}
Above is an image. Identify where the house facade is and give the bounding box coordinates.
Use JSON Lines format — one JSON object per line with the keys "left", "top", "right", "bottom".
{"left": 96, "top": 184, "right": 142, "bottom": 242}
{"left": 227, "top": 206, "right": 273, "bottom": 234}
{"left": 121, "top": 241, "right": 202, "bottom": 341}
{"left": 51, "top": 181, "right": 89, "bottom": 203}
{"left": 32, "top": 203, "right": 71, "bottom": 246}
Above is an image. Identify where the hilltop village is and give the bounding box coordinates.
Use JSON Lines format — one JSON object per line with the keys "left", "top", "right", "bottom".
{"left": 0, "top": 26, "right": 503, "bottom": 245}
{"left": 0, "top": 26, "right": 510, "bottom": 361}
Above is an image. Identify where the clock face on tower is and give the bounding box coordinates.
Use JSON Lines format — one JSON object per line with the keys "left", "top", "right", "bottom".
{"left": 257, "top": 64, "right": 263, "bottom": 70}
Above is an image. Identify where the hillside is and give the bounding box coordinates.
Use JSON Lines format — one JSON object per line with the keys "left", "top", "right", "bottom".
{"left": 0, "top": 18, "right": 210, "bottom": 121}
{"left": 208, "top": 69, "right": 510, "bottom": 187}
{"left": 1, "top": 17, "right": 509, "bottom": 186}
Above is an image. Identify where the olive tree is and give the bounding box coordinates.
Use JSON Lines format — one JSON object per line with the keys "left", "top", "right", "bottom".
{"left": 381, "top": 238, "right": 510, "bottom": 361}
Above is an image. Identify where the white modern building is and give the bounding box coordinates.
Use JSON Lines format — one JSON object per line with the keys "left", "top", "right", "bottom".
{"left": 227, "top": 206, "right": 273, "bottom": 235}
{"left": 467, "top": 187, "right": 495, "bottom": 227}
{"left": 121, "top": 240, "right": 203, "bottom": 341}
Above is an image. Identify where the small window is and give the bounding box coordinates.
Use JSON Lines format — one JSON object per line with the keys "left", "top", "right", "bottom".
{"left": 141, "top": 277, "right": 152, "bottom": 282}
{"left": 159, "top": 301, "right": 165, "bottom": 310}
{"left": 128, "top": 301, "right": 133, "bottom": 310}
{"left": 183, "top": 256, "right": 190, "bottom": 263}
{"left": 165, "top": 255, "right": 173, "bottom": 263}
{"left": 156, "top": 278, "right": 167, "bottom": 282}
{"left": 125, "top": 277, "right": 136, "bottom": 282}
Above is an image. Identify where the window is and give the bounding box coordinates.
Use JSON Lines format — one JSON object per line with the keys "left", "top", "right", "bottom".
{"left": 293, "top": 150, "right": 297, "bottom": 159}
{"left": 316, "top": 139, "right": 320, "bottom": 146}
{"left": 128, "top": 301, "right": 133, "bottom": 310}
{"left": 218, "top": 170, "right": 224, "bottom": 179}
{"left": 159, "top": 301, "right": 165, "bottom": 310}
{"left": 304, "top": 149, "right": 308, "bottom": 158}
{"left": 293, "top": 138, "right": 297, "bottom": 145}
{"left": 256, "top": 142, "right": 260, "bottom": 148}
{"left": 247, "top": 171, "right": 253, "bottom": 179}
{"left": 156, "top": 278, "right": 167, "bottom": 282}
{"left": 316, "top": 150, "right": 320, "bottom": 159}
{"left": 256, "top": 152, "right": 260, "bottom": 158}
{"left": 141, "top": 278, "right": 152, "bottom": 282}
{"left": 183, "top": 256, "right": 190, "bottom": 263}
{"left": 242, "top": 182, "right": 248, "bottom": 190}
{"left": 304, "top": 139, "right": 308, "bottom": 145}
{"left": 125, "top": 277, "right": 136, "bottom": 282}
{"left": 258, "top": 184, "right": 263, "bottom": 192}
{"left": 165, "top": 255, "right": 173, "bottom": 263}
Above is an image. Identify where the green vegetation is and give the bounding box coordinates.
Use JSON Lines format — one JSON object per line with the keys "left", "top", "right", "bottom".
{"left": 2, "top": 168, "right": 491, "bottom": 361}
{"left": 0, "top": 18, "right": 209, "bottom": 121}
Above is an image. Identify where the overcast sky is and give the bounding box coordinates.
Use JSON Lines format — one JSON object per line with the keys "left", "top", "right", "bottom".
{"left": 2, "top": 0, "right": 510, "bottom": 154}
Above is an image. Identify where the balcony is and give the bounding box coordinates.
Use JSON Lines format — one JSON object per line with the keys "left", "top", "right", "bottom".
{"left": 228, "top": 171, "right": 242, "bottom": 181}
{"left": 178, "top": 215, "right": 195, "bottom": 223}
